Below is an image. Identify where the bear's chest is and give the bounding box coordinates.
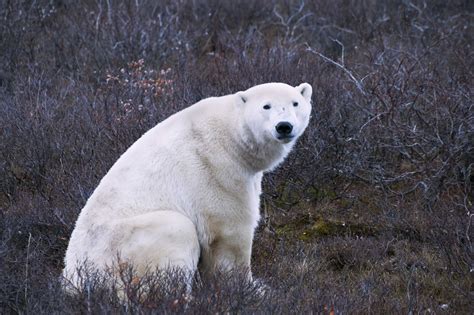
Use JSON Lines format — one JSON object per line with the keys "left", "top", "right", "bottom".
{"left": 196, "top": 182, "right": 261, "bottom": 241}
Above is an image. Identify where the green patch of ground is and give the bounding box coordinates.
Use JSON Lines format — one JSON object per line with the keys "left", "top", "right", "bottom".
{"left": 275, "top": 215, "right": 379, "bottom": 241}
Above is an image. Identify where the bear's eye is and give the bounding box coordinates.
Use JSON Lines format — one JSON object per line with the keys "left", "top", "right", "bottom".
{"left": 293, "top": 102, "right": 299, "bottom": 107}
{"left": 263, "top": 104, "right": 271, "bottom": 110}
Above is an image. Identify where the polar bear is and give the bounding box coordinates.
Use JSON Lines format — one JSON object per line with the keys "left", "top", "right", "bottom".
{"left": 63, "top": 82, "right": 312, "bottom": 289}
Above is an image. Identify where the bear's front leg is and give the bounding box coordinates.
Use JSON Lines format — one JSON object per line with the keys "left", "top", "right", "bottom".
{"left": 201, "top": 227, "right": 271, "bottom": 295}
{"left": 202, "top": 227, "right": 255, "bottom": 278}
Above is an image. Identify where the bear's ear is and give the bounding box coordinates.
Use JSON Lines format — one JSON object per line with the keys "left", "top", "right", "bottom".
{"left": 296, "top": 82, "right": 312, "bottom": 102}
{"left": 236, "top": 91, "right": 248, "bottom": 106}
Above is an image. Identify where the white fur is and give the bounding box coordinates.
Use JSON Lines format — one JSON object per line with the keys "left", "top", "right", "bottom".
{"left": 63, "top": 82, "right": 312, "bottom": 287}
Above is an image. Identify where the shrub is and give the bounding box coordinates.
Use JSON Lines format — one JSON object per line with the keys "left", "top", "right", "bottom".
{"left": 0, "top": 0, "right": 472, "bottom": 313}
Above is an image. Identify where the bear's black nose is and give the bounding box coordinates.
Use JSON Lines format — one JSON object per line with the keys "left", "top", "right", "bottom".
{"left": 275, "top": 121, "right": 293, "bottom": 135}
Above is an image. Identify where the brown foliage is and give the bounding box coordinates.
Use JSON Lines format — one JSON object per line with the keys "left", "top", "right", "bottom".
{"left": 0, "top": 0, "right": 472, "bottom": 313}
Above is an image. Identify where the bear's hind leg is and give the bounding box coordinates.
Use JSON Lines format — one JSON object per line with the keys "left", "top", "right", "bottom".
{"left": 113, "top": 211, "right": 200, "bottom": 291}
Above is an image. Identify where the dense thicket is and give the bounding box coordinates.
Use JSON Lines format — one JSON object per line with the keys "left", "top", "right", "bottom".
{"left": 1, "top": 0, "right": 472, "bottom": 313}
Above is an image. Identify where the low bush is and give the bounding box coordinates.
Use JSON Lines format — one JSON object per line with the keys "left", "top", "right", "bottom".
{"left": 1, "top": 0, "right": 472, "bottom": 313}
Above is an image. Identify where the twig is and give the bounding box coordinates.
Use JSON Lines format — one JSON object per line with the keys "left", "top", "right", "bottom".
{"left": 331, "top": 38, "right": 345, "bottom": 66}
{"left": 106, "top": 0, "right": 113, "bottom": 25}
{"left": 273, "top": 1, "right": 312, "bottom": 43}
{"left": 95, "top": 0, "right": 103, "bottom": 34}
{"left": 306, "top": 44, "right": 367, "bottom": 96}
{"left": 25, "top": 233, "right": 32, "bottom": 303}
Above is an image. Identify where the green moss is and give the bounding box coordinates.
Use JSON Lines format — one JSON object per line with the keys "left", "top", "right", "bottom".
{"left": 275, "top": 213, "right": 381, "bottom": 242}
{"left": 275, "top": 215, "right": 312, "bottom": 238}
{"left": 312, "top": 218, "right": 334, "bottom": 236}
{"left": 354, "top": 195, "right": 383, "bottom": 215}
{"left": 388, "top": 181, "right": 410, "bottom": 192}
{"left": 275, "top": 225, "right": 295, "bottom": 237}
{"left": 273, "top": 183, "right": 301, "bottom": 208}
{"left": 296, "top": 218, "right": 335, "bottom": 241}
{"left": 336, "top": 198, "right": 352, "bottom": 208}
{"left": 298, "top": 231, "right": 312, "bottom": 241}
{"left": 306, "top": 186, "right": 337, "bottom": 201}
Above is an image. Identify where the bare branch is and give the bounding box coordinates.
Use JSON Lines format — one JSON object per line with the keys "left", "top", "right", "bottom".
{"left": 306, "top": 44, "right": 366, "bottom": 95}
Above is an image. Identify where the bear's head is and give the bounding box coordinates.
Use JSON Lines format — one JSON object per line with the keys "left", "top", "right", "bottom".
{"left": 236, "top": 82, "right": 312, "bottom": 146}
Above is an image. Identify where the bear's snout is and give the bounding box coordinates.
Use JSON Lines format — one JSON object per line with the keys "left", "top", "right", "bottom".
{"left": 275, "top": 121, "right": 293, "bottom": 136}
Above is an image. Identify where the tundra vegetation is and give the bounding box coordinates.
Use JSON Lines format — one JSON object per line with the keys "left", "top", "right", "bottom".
{"left": 0, "top": 0, "right": 472, "bottom": 313}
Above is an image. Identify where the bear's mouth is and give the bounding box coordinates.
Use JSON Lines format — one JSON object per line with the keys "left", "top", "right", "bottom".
{"left": 276, "top": 135, "right": 295, "bottom": 143}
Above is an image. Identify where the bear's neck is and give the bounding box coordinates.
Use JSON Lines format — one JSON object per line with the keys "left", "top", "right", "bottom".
{"left": 233, "top": 122, "right": 292, "bottom": 173}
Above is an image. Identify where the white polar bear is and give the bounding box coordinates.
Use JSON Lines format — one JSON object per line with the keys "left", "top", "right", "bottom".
{"left": 63, "top": 82, "right": 312, "bottom": 288}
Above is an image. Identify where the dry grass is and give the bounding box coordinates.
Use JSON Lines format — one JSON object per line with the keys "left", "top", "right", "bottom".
{"left": 0, "top": 0, "right": 473, "bottom": 313}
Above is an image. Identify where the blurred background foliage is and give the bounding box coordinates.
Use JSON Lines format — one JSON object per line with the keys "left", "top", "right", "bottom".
{"left": 0, "top": 0, "right": 472, "bottom": 313}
